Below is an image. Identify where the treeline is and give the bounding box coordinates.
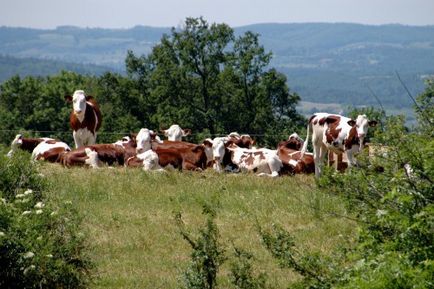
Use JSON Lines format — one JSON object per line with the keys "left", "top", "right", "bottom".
{"left": 0, "top": 18, "right": 304, "bottom": 147}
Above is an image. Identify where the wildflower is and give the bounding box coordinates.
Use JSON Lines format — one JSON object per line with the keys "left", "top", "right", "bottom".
{"left": 34, "top": 202, "right": 44, "bottom": 209}
{"left": 1, "top": 198, "right": 6, "bottom": 204}
{"left": 23, "top": 252, "right": 35, "bottom": 259}
{"left": 16, "top": 193, "right": 25, "bottom": 199}
{"left": 50, "top": 211, "right": 57, "bottom": 216}
{"left": 23, "top": 265, "right": 36, "bottom": 275}
{"left": 0, "top": 231, "right": 5, "bottom": 237}
{"left": 35, "top": 209, "right": 43, "bottom": 215}
{"left": 376, "top": 209, "right": 388, "bottom": 218}
{"left": 46, "top": 254, "right": 53, "bottom": 258}
{"left": 22, "top": 210, "right": 31, "bottom": 216}
{"left": 36, "top": 236, "right": 42, "bottom": 241}
{"left": 24, "top": 189, "right": 33, "bottom": 195}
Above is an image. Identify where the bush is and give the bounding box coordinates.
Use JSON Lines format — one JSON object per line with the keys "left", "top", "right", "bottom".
{"left": 0, "top": 151, "right": 92, "bottom": 289}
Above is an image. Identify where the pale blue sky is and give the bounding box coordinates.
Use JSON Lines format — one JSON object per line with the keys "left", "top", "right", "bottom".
{"left": 1, "top": 0, "right": 434, "bottom": 28}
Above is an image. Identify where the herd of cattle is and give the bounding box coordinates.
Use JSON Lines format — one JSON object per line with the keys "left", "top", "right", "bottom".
{"left": 6, "top": 90, "right": 378, "bottom": 178}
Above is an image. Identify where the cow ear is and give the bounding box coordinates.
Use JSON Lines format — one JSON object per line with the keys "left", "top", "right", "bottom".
{"left": 64, "top": 95, "right": 72, "bottom": 102}
{"left": 369, "top": 120, "right": 378, "bottom": 127}
{"left": 182, "top": 129, "right": 191, "bottom": 136}
{"left": 325, "top": 116, "right": 340, "bottom": 124}
{"left": 85, "top": 95, "right": 93, "bottom": 101}
{"left": 347, "top": 120, "right": 356, "bottom": 126}
{"left": 202, "top": 139, "right": 213, "bottom": 147}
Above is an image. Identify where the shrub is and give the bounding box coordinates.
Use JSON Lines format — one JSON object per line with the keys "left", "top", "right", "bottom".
{"left": 175, "top": 204, "right": 226, "bottom": 289}
{"left": 0, "top": 151, "right": 92, "bottom": 289}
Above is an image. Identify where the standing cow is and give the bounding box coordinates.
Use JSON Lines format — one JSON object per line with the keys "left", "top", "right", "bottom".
{"left": 65, "top": 90, "right": 102, "bottom": 148}
{"left": 301, "top": 113, "right": 376, "bottom": 177}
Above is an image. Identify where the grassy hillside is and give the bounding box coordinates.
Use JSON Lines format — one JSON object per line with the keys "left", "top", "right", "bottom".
{"left": 42, "top": 164, "right": 354, "bottom": 289}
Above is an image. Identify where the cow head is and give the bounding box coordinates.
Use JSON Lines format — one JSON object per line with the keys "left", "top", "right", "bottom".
{"left": 65, "top": 90, "right": 90, "bottom": 121}
{"left": 287, "top": 133, "right": 304, "bottom": 150}
{"left": 7, "top": 134, "right": 23, "bottom": 157}
{"left": 162, "top": 124, "right": 191, "bottom": 141}
{"left": 355, "top": 114, "right": 377, "bottom": 150}
{"left": 136, "top": 128, "right": 162, "bottom": 154}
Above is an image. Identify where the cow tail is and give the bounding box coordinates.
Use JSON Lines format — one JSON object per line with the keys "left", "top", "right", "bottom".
{"left": 300, "top": 120, "right": 310, "bottom": 158}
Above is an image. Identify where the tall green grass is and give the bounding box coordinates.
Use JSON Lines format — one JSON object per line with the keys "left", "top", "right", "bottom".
{"left": 43, "top": 165, "right": 355, "bottom": 289}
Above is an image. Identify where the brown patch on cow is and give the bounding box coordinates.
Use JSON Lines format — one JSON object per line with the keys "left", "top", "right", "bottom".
{"left": 153, "top": 141, "right": 207, "bottom": 170}
{"left": 241, "top": 151, "right": 265, "bottom": 166}
{"left": 277, "top": 145, "right": 315, "bottom": 174}
{"left": 309, "top": 114, "right": 316, "bottom": 124}
{"left": 37, "top": 147, "right": 69, "bottom": 163}
{"left": 45, "top": 140, "right": 57, "bottom": 145}
{"left": 344, "top": 126, "right": 359, "bottom": 149}
{"left": 318, "top": 117, "right": 327, "bottom": 126}
{"left": 18, "top": 138, "right": 47, "bottom": 153}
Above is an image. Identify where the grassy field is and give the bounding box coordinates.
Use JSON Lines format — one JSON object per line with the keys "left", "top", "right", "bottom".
{"left": 41, "top": 164, "right": 355, "bottom": 289}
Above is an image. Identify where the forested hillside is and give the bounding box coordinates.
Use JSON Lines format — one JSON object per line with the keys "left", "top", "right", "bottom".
{"left": 1, "top": 23, "right": 433, "bottom": 115}
{"left": 0, "top": 55, "right": 113, "bottom": 81}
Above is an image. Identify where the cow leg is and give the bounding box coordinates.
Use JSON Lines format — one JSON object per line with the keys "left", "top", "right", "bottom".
{"left": 73, "top": 131, "right": 83, "bottom": 148}
{"left": 315, "top": 144, "right": 328, "bottom": 177}
{"left": 345, "top": 150, "right": 357, "bottom": 168}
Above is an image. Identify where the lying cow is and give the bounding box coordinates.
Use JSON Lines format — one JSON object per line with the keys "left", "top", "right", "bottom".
{"left": 301, "top": 112, "right": 377, "bottom": 177}
{"left": 31, "top": 139, "right": 71, "bottom": 162}
{"left": 135, "top": 128, "right": 207, "bottom": 171}
{"left": 60, "top": 136, "right": 136, "bottom": 168}
{"left": 227, "top": 132, "right": 256, "bottom": 148}
{"left": 7, "top": 134, "right": 53, "bottom": 157}
{"left": 162, "top": 124, "right": 191, "bottom": 141}
{"left": 277, "top": 133, "right": 314, "bottom": 174}
{"left": 206, "top": 137, "right": 283, "bottom": 177}
{"left": 7, "top": 134, "right": 70, "bottom": 162}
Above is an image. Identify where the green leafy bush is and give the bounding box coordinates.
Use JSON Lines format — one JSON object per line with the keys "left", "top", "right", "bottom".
{"left": 0, "top": 151, "right": 92, "bottom": 289}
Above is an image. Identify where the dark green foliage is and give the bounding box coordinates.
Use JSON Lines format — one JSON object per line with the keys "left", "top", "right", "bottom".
{"left": 230, "top": 247, "right": 267, "bottom": 289}
{"left": 0, "top": 150, "right": 92, "bottom": 288}
{"left": 126, "top": 17, "right": 303, "bottom": 144}
{"left": 175, "top": 205, "right": 226, "bottom": 289}
{"left": 1, "top": 18, "right": 303, "bottom": 146}
{"left": 258, "top": 224, "right": 336, "bottom": 289}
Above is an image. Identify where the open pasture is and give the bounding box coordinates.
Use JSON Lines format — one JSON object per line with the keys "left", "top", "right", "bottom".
{"left": 42, "top": 164, "right": 355, "bottom": 288}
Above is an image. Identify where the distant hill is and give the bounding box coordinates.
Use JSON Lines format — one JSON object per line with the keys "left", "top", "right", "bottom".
{"left": 0, "top": 54, "right": 114, "bottom": 82}
{"left": 1, "top": 23, "right": 433, "bottom": 118}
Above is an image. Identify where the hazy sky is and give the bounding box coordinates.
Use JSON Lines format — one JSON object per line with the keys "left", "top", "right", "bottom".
{"left": 2, "top": 0, "right": 434, "bottom": 29}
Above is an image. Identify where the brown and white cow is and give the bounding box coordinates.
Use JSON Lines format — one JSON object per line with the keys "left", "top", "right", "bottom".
{"left": 7, "top": 134, "right": 70, "bottom": 162}
{"left": 65, "top": 90, "right": 102, "bottom": 148}
{"left": 134, "top": 128, "right": 207, "bottom": 171}
{"left": 277, "top": 133, "right": 314, "bottom": 174}
{"left": 7, "top": 134, "right": 53, "bottom": 157}
{"left": 162, "top": 124, "right": 191, "bottom": 141}
{"left": 31, "top": 139, "right": 71, "bottom": 162}
{"left": 59, "top": 136, "right": 136, "bottom": 168}
{"left": 227, "top": 132, "right": 256, "bottom": 149}
{"left": 207, "top": 137, "right": 283, "bottom": 177}
{"left": 301, "top": 113, "right": 377, "bottom": 177}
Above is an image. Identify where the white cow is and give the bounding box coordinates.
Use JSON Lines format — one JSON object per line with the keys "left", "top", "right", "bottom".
{"left": 206, "top": 137, "right": 283, "bottom": 177}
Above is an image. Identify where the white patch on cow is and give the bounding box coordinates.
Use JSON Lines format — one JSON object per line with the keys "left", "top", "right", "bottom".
{"left": 136, "top": 150, "right": 164, "bottom": 171}
{"left": 84, "top": 148, "right": 101, "bottom": 168}
{"left": 73, "top": 128, "right": 95, "bottom": 148}
{"left": 288, "top": 159, "right": 299, "bottom": 167}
